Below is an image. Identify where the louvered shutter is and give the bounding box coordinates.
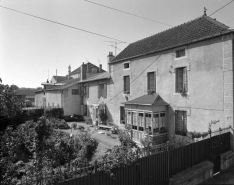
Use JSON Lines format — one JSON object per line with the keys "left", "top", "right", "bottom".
{"left": 98, "top": 85, "right": 100, "bottom": 98}
{"left": 176, "top": 68, "right": 184, "bottom": 92}
{"left": 183, "top": 67, "right": 187, "bottom": 92}
{"left": 87, "top": 85, "right": 89, "bottom": 98}
{"left": 104, "top": 84, "right": 107, "bottom": 98}
{"left": 183, "top": 111, "right": 187, "bottom": 132}
{"left": 127, "top": 76, "right": 130, "bottom": 93}
{"left": 147, "top": 72, "right": 155, "bottom": 92}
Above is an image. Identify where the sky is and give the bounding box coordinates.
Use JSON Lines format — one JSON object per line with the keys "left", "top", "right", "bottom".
{"left": 0, "top": 0, "right": 233, "bottom": 88}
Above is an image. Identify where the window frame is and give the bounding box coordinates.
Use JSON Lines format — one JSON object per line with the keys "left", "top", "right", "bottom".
{"left": 175, "top": 67, "right": 188, "bottom": 93}
{"left": 123, "top": 75, "right": 130, "bottom": 94}
{"left": 98, "top": 83, "right": 107, "bottom": 98}
{"left": 71, "top": 89, "right": 79, "bottom": 95}
{"left": 175, "top": 110, "right": 187, "bottom": 136}
{"left": 176, "top": 49, "right": 186, "bottom": 58}
{"left": 147, "top": 71, "right": 156, "bottom": 93}
{"left": 123, "top": 62, "right": 130, "bottom": 70}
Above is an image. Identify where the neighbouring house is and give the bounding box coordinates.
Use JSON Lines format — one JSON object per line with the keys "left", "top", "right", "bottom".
{"left": 107, "top": 13, "right": 234, "bottom": 144}
{"left": 35, "top": 62, "right": 105, "bottom": 116}
{"left": 15, "top": 89, "right": 36, "bottom": 107}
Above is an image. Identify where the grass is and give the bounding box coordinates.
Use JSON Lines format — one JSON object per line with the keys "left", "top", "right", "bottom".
{"left": 61, "top": 121, "right": 120, "bottom": 158}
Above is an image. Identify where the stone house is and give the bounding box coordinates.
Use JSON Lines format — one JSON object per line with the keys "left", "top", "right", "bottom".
{"left": 106, "top": 14, "right": 234, "bottom": 143}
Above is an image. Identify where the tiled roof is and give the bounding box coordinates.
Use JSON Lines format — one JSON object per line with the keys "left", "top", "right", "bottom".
{"left": 112, "top": 15, "right": 233, "bottom": 63}
{"left": 46, "top": 78, "right": 80, "bottom": 91}
{"left": 16, "top": 89, "right": 36, "bottom": 96}
{"left": 122, "top": 94, "right": 168, "bottom": 106}
{"left": 79, "top": 72, "right": 111, "bottom": 83}
{"left": 70, "top": 67, "right": 80, "bottom": 75}
{"left": 52, "top": 76, "right": 67, "bottom": 83}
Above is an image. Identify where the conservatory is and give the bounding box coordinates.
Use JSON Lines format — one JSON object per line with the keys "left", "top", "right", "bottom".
{"left": 122, "top": 94, "right": 169, "bottom": 144}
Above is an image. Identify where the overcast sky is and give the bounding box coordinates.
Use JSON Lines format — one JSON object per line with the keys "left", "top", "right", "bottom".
{"left": 0, "top": 0, "right": 233, "bottom": 88}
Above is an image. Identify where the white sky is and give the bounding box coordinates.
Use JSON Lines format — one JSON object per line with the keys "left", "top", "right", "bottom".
{"left": 0, "top": 0, "right": 233, "bottom": 88}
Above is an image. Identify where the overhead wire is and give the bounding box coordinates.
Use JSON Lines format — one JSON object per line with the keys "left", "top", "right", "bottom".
{"left": 209, "top": 0, "right": 234, "bottom": 16}
{"left": 0, "top": 5, "right": 126, "bottom": 42}
{"left": 83, "top": 0, "right": 173, "bottom": 27}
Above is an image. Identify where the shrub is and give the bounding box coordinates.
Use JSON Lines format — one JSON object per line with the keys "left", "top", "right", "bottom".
{"left": 99, "top": 109, "right": 107, "bottom": 125}
{"left": 78, "top": 125, "right": 85, "bottom": 131}
{"left": 72, "top": 123, "right": 77, "bottom": 129}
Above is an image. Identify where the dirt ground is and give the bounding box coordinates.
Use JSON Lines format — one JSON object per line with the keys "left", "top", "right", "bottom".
{"left": 62, "top": 122, "right": 120, "bottom": 158}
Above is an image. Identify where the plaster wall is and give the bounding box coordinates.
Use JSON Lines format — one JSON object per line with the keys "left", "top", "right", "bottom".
{"left": 46, "top": 91, "right": 62, "bottom": 107}
{"left": 35, "top": 92, "right": 44, "bottom": 107}
{"left": 111, "top": 35, "right": 234, "bottom": 136}
{"left": 61, "top": 85, "right": 81, "bottom": 115}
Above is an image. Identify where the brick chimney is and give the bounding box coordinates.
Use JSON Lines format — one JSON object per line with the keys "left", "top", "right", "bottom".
{"left": 68, "top": 65, "right": 71, "bottom": 80}
{"left": 80, "top": 62, "right": 86, "bottom": 81}
{"left": 99, "top": 64, "right": 102, "bottom": 72}
{"left": 107, "top": 52, "right": 114, "bottom": 73}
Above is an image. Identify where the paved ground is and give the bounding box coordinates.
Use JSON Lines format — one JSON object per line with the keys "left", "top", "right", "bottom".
{"left": 200, "top": 166, "right": 234, "bottom": 185}
{"left": 62, "top": 122, "right": 120, "bottom": 158}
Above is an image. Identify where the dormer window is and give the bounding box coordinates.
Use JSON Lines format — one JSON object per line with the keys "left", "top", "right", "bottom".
{"left": 123, "top": 62, "right": 130, "bottom": 70}
{"left": 176, "top": 49, "right": 185, "bottom": 58}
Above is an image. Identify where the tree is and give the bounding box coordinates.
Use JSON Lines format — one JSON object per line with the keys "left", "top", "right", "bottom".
{"left": 10, "top": 84, "right": 19, "bottom": 91}
{"left": 0, "top": 84, "right": 22, "bottom": 124}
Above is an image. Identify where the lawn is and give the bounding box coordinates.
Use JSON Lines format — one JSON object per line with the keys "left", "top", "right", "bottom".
{"left": 61, "top": 122, "right": 120, "bottom": 158}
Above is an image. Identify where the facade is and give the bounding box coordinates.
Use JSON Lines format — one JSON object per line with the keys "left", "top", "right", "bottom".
{"left": 15, "top": 89, "right": 36, "bottom": 106}
{"left": 107, "top": 14, "right": 234, "bottom": 143}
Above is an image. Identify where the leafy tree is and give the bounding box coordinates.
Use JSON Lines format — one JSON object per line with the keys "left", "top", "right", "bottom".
{"left": 10, "top": 84, "right": 19, "bottom": 91}
{"left": 0, "top": 84, "right": 22, "bottom": 124}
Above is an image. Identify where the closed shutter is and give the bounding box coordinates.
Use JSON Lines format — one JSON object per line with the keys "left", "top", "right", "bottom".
{"left": 98, "top": 85, "right": 100, "bottom": 98}
{"left": 176, "top": 68, "right": 184, "bottom": 92}
{"left": 183, "top": 111, "right": 187, "bottom": 132}
{"left": 183, "top": 67, "right": 187, "bottom": 91}
{"left": 147, "top": 72, "right": 155, "bottom": 92}
{"left": 104, "top": 84, "right": 107, "bottom": 98}
{"left": 87, "top": 85, "right": 89, "bottom": 98}
{"left": 126, "top": 76, "right": 130, "bottom": 93}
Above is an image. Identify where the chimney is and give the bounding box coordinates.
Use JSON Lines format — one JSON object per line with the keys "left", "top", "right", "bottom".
{"left": 80, "top": 62, "right": 86, "bottom": 81}
{"left": 56, "top": 69, "right": 57, "bottom": 84}
{"left": 107, "top": 52, "right": 114, "bottom": 73}
{"left": 99, "top": 64, "right": 102, "bottom": 72}
{"left": 86, "top": 62, "right": 91, "bottom": 73}
{"left": 68, "top": 65, "right": 71, "bottom": 80}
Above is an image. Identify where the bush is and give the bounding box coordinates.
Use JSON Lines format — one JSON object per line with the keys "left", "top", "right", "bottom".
{"left": 78, "top": 125, "right": 85, "bottom": 131}
{"left": 72, "top": 123, "right": 77, "bottom": 129}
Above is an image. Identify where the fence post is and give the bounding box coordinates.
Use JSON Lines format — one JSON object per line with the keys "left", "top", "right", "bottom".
{"left": 167, "top": 142, "right": 170, "bottom": 180}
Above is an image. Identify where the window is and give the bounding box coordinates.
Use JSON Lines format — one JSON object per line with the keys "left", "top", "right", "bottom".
{"left": 175, "top": 110, "right": 187, "bottom": 136}
{"left": 124, "top": 62, "right": 130, "bottom": 69}
{"left": 123, "top": 76, "right": 130, "bottom": 94}
{"left": 120, "top": 106, "right": 125, "bottom": 124}
{"left": 152, "top": 112, "right": 166, "bottom": 134}
{"left": 147, "top": 72, "right": 156, "bottom": 93}
{"left": 132, "top": 112, "right": 138, "bottom": 130}
{"left": 83, "top": 85, "right": 89, "bottom": 98}
{"left": 176, "top": 49, "right": 185, "bottom": 58}
{"left": 72, "top": 89, "right": 79, "bottom": 95}
{"left": 176, "top": 67, "right": 187, "bottom": 93}
{"left": 145, "top": 113, "right": 152, "bottom": 132}
{"left": 127, "top": 111, "right": 132, "bottom": 126}
{"left": 98, "top": 83, "right": 107, "bottom": 98}
{"left": 138, "top": 113, "right": 144, "bottom": 131}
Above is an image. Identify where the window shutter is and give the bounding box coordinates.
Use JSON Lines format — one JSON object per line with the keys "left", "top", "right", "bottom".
{"left": 98, "top": 85, "right": 100, "bottom": 98}
{"left": 176, "top": 68, "right": 183, "bottom": 92}
{"left": 183, "top": 67, "right": 187, "bottom": 91}
{"left": 87, "top": 85, "right": 89, "bottom": 98}
{"left": 183, "top": 111, "right": 187, "bottom": 132}
{"left": 127, "top": 76, "right": 130, "bottom": 93}
{"left": 154, "top": 72, "right": 156, "bottom": 92}
{"left": 104, "top": 84, "right": 107, "bottom": 98}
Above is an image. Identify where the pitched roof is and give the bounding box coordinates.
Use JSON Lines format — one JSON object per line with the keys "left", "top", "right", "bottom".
{"left": 112, "top": 15, "right": 234, "bottom": 63}
{"left": 122, "top": 94, "right": 168, "bottom": 106}
{"left": 15, "top": 89, "right": 36, "bottom": 96}
{"left": 52, "top": 76, "right": 67, "bottom": 83}
{"left": 46, "top": 78, "right": 80, "bottom": 91}
{"left": 79, "top": 72, "right": 111, "bottom": 83}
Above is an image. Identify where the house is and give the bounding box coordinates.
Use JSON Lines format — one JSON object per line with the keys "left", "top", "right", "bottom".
{"left": 15, "top": 89, "right": 36, "bottom": 107}
{"left": 107, "top": 13, "right": 234, "bottom": 144}
{"left": 35, "top": 62, "right": 105, "bottom": 116}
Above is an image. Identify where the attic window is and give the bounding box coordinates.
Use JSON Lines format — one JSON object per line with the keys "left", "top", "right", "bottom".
{"left": 124, "top": 62, "right": 130, "bottom": 70}
{"left": 176, "top": 49, "right": 185, "bottom": 58}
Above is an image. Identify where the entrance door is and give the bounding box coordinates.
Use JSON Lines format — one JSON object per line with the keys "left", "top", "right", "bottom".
{"left": 211, "top": 134, "right": 221, "bottom": 174}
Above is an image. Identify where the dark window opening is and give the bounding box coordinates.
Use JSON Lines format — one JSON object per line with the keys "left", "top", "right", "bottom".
{"left": 176, "top": 49, "right": 185, "bottom": 58}
{"left": 176, "top": 67, "right": 187, "bottom": 93}
{"left": 124, "top": 76, "right": 130, "bottom": 94}
{"left": 124, "top": 63, "right": 130, "bottom": 69}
